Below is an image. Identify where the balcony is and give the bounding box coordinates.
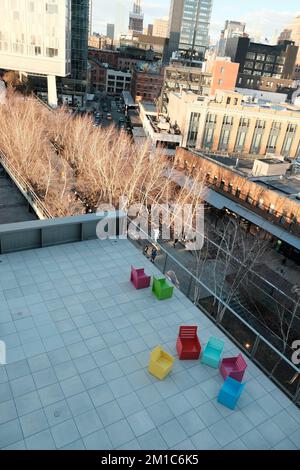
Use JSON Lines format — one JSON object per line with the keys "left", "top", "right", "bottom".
{"left": 0, "top": 214, "right": 299, "bottom": 449}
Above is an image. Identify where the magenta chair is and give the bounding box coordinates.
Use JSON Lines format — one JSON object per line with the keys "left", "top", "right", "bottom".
{"left": 130, "top": 266, "right": 151, "bottom": 289}
{"left": 220, "top": 353, "right": 247, "bottom": 382}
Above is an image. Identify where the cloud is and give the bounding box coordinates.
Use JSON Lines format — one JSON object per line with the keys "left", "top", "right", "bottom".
{"left": 210, "top": 9, "right": 300, "bottom": 42}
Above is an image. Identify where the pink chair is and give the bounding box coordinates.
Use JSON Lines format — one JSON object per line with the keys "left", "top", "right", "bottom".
{"left": 220, "top": 353, "right": 247, "bottom": 382}
{"left": 130, "top": 266, "right": 151, "bottom": 289}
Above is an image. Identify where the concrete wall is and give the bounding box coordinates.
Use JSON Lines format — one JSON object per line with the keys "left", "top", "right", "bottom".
{"left": 0, "top": 212, "right": 125, "bottom": 254}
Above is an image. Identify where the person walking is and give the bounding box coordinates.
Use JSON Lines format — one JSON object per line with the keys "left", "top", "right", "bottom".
{"left": 150, "top": 246, "right": 157, "bottom": 263}
{"left": 143, "top": 244, "right": 149, "bottom": 258}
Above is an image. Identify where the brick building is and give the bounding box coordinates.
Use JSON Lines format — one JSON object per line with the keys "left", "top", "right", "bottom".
{"left": 131, "top": 67, "right": 164, "bottom": 102}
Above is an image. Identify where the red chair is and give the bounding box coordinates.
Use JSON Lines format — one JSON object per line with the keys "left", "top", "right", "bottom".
{"left": 176, "top": 326, "right": 201, "bottom": 360}
{"left": 220, "top": 353, "right": 247, "bottom": 382}
{"left": 130, "top": 266, "right": 151, "bottom": 289}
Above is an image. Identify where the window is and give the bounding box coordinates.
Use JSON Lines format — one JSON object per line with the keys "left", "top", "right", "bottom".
{"left": 269, "top": 203, "right": 275, "bottom": 214}
{"left": 46, "top": 3, "right": 58, "bottom": 14}
{"left": 251, "top": 133, "right": 263, "bottom": 154}
{"left": 218, "top": 79, "right": 223, "bottom": 85}
{"left": 46, "top": 48, "right": 58, "bottom": 57}
{"left": 266, "top": 55, "right": 275, "bottom": 63}
{"left": 187, "top": 112, "right": 201, "bottom": 148}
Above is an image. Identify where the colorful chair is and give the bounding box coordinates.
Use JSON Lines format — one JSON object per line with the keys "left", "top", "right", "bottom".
{"left": 176, "top": 326, "right": 201, "bottom": 360}
{"left": 148, "top": 345, "right": 174, "bottom": 380}
{"left": 217, "top": 376, "right": 245, "bottom": 410}
{"left": 152, "top": 276, "right": 174, "bottom": 300}
{"left": 201, "top": 336, "right": 225, "bottom": 368}
{"left": 130, "top": 266, "right": 151, "bottom": 289}
{"left": 220, "top": 353, "right": 247, "bottom": 382}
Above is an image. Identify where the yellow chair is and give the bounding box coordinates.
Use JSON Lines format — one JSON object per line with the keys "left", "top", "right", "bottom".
{"left": 148, "top": 346, "right": 174, "bottom": 380}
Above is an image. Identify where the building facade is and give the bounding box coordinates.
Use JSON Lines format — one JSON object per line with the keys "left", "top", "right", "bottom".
{"left": 204, "top": 58, "right": 239, "bottom": 96}
{"left": 167, "top": 89, "right": 300, "bottom": 158}
{"left": 225, "top": 37, "right": 298, "bottom": 81}
{"left": 217, "top": 20, "right": 246, "bottom": 57}
{"left": 160, "top": 59, "right": 238, "bottom": 112}
{"left": 106, "top": 69, "right": 131, "bottom": 95}
{"left": 128, "top": 0, "right": 144, "bottom": 34}
{"left": 153, "top": 19, "right": 169, "bottom": 38}
{"left": 279, "top": 15, "right": 300, "bottom": 79}
{"left": 0, "top": 0, "right": 71, "bottom": 77}
{"left": 131, "top": 66, "right": 164, "bottom": 102}
{"left": 88, "top": 35, "right": 113, "bottom": 49}
{"left": 106, "top": 24, "right": 115, "bottom": 41}
{"left": 60, "top": 0, "right": 89, "bottom": 106}
{"left": 167, "top": 0, "right": 213, "bottom": 61}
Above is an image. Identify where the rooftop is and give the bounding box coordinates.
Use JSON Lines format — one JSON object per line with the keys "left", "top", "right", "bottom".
{"left": 0, "top": 234, "right": 299, "bottom": 450}
{"left": 254, "top": 176, "right": 300, "bottom": 201}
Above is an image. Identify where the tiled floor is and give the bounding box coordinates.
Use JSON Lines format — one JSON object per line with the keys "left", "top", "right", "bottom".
{"left": 0, "top": 238, "right": 299, "bottom": 450}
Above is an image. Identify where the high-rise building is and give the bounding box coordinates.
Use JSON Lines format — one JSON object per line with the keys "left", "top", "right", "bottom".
{"left": 153, "top": 18, "right": 169, "bottom": 38}
{"left": 107, "top": 24, "right": 115, "bottom": 41}
{"left": 146, "top": 24, "right": 154, "bottom": 36}
{"left": 217, "top": 20, "right": 246, "bottom": 56}
{"left": 278, "top": 15, "right": 300, "bottom": 79}
{"left": 66, "top": 0, "right": 89, "bottom": 102}
{"left": 167, "top": 0, "right": 213, "bottom": 61}
{"left": 89, "top": 0, "right": 93, "bottom": 35}
{"left": 0, "top": 0, "right": 72, "bottom": 107}
{"left": 128, "top": 0, "right": 144, "bottom": 34}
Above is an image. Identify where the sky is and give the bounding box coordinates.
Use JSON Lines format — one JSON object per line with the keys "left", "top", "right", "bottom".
{"left": 92, "top": 0, "right": 300, "bottom": 44}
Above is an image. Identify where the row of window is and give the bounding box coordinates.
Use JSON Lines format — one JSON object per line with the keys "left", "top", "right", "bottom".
{"left": 205, "top": 175, "right": 290, "bottom": 219}
{"left": 246, "top": 52, "right": 285, "bottom": 65}
{"left": 187, "top": 113, "right": 300, "bottom": 157}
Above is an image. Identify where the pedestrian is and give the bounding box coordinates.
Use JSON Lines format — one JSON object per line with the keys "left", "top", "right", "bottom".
{"left": 150, "top": 246, "right": 157, "bottom": 263}
{"left": 143, "top": 244, "right": 149, "bottom": 258}
{"left": 173, "top": 238, "right": 179, "bottom": 248}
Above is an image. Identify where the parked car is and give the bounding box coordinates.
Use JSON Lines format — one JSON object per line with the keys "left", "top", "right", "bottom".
{"left": 106, "top": 113, "right": 112, "bottom": 120}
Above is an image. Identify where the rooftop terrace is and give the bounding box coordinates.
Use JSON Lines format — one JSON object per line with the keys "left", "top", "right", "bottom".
{"left": 0, "top": 226, "right": 299, "bottom": 450}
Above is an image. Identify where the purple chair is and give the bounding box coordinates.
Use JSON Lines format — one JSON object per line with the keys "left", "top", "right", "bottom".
{"left": 130, "top": 266, "right": 151, "bottom": 290}
{"left": 220, "top": 353, "right": 247, "bottom": 382}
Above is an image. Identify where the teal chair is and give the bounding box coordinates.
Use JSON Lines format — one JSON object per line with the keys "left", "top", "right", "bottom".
{"left": 152, "top": 276, "right": 174, "bottom": 300}
{"left": 201, "top": 336, "right": 225, "bottom": 368}
{"left": 218, "top": 376, "right": 245, "bottom": 410}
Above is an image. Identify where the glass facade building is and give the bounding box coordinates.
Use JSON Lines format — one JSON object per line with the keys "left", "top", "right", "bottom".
{"left": 59, "top": 0, "right": 89, "bottom": 104}
{"left": 179, "top": 0, "right": 213, "bottom": 57}
{"left": 167, "top": 0, "right": 213, "bottom": 60}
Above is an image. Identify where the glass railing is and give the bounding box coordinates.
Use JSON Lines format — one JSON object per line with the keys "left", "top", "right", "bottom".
{"left": 127, "top": 216, "right": 300, "bottom": 406}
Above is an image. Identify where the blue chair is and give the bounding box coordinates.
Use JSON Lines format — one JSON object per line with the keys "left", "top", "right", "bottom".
{"left": 217, "top": 376, "right": 245, "bottom": 410}
{"left": 201, "top": 336, "right": 225, "bottom": 368}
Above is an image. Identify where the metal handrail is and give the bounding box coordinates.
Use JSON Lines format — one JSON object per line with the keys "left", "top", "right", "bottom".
{"left": 127, "top": 215, "right": 300, "bottom": 375}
